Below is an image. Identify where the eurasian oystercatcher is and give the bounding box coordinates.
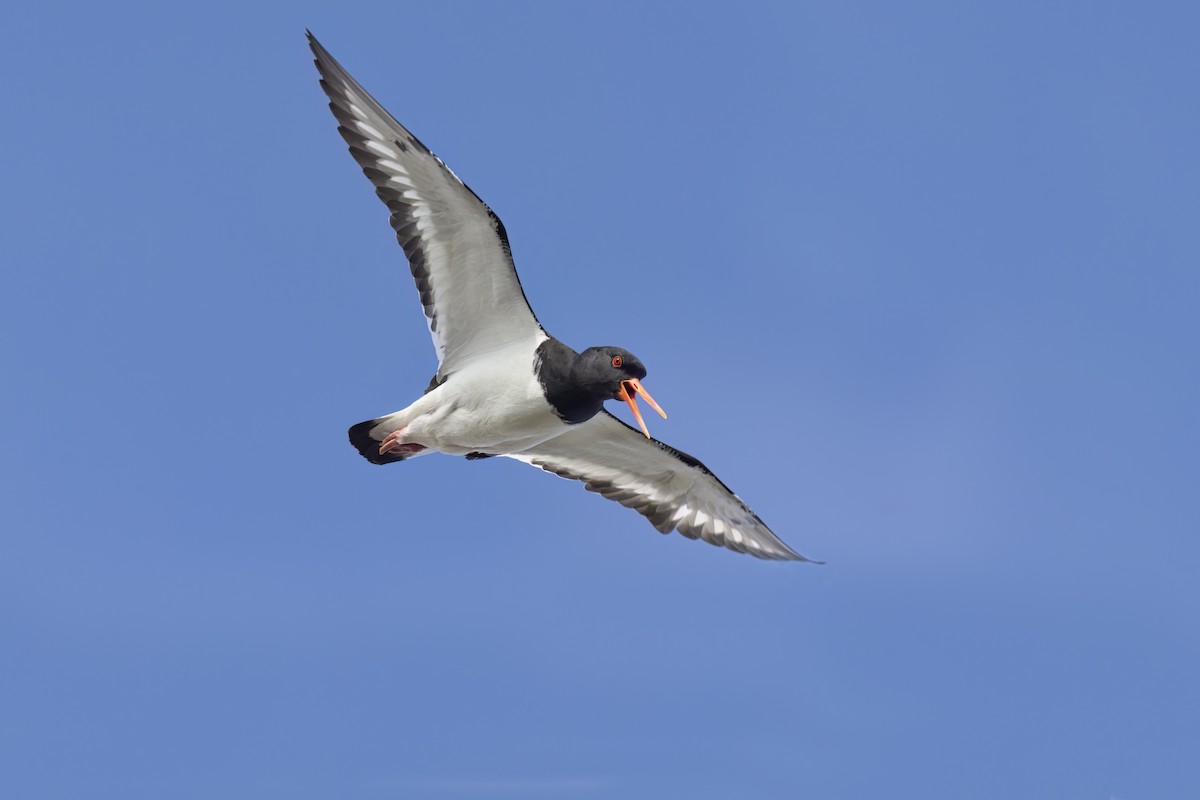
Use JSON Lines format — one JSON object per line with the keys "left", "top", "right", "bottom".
{"left": 310, "top": 33, "right": 815, "bottom": 562}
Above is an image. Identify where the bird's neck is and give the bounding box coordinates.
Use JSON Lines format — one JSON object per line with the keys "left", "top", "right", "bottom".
{"left": 535, "top": 338, "right": 607, "bottom": 424}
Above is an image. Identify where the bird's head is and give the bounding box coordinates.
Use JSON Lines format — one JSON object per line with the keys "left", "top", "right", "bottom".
{"left": 579, "top": 347, "right": 667, "bottom": 438}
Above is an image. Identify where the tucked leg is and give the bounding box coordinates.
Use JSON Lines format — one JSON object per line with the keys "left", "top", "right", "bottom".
{"left": 380, "top": 428, "right": 426, "bottom": 456}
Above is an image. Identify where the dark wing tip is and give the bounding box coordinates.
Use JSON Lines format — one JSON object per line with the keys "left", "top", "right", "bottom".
{"left": 771, "top": 548, "right": 824, "bottom": 564}
{"left": 306, "top": 31, "right": 342, "bottom": 77}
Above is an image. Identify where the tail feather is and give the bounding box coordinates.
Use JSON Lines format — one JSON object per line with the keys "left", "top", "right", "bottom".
{"left": 348, "top": 417, "right": 413, "bottom": 465}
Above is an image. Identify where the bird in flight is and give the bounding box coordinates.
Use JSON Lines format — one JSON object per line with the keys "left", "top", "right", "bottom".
{"left": 309, "top": 32, "right": 816, "bottom": 561}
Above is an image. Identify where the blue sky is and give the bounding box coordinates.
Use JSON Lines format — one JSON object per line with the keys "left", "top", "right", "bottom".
{"left": 3, "top": 1, "right": 1198, "bottom": 798}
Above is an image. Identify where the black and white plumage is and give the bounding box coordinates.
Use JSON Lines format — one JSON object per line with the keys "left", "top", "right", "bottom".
{"left": 309, "top": 33, "right": 816, "bottom": 562}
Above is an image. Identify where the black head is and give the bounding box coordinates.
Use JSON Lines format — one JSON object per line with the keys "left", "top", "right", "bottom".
{"left": 578, "top": 346, "right": 647, "bottom": 393}
{"left": 578, "top": 346, "right": 666, "bottom": 438}
{"left": 534, "top": 339, "right": 666, "bottom": 436}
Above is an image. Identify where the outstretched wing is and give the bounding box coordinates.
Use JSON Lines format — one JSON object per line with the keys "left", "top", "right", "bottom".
{"left": 508, "top": 412, "right": 816, "bottom": 561}
{"left": 309, "top": 33, "right": 544, "bottom": 377}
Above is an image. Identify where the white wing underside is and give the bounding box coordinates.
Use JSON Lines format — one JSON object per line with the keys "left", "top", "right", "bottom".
{"left": 310, "top": 35, "right": 543, "bottom": 377}
{"left": 509, "top": 412, "right": 812, "bottom": 561}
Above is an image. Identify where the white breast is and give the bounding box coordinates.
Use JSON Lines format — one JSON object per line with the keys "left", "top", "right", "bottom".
{"left": 402, "top": 338, "right": 570, "bottom": 455}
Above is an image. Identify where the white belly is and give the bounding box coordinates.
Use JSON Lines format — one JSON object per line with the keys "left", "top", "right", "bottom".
{"left": 401, "top": 353, "right": 571, "bottom": 455}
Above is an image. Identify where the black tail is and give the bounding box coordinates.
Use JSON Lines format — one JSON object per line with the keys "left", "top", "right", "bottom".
{"left": 348, "top": 418, "right": 413, "bottom": 465}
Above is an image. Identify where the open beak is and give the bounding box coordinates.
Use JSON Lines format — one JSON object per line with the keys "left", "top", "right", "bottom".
{"left": 616, "top": 378, "right": 668, "bottom": 438}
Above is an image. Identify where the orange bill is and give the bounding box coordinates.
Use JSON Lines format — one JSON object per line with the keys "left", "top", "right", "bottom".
{"left": 617, "top": 378, "right": 668, "bottom": 438}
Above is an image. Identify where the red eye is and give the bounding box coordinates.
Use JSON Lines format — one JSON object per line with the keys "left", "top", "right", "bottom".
{"left": 611, "top": 356, "right": 623, "bottom": 367}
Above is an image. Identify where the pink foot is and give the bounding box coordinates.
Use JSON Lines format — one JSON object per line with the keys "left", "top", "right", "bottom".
{"left": 379, "top": 429, "right": 426, "bottom": 456}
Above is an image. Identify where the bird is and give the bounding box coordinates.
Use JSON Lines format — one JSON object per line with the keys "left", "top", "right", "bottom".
{"left": 308, "top": 32, "right": 816, "bottom": 562}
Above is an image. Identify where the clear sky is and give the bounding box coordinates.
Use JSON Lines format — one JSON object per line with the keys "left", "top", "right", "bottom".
{"left": 3, "top": 2, "right": 1198, "bottom": 798}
